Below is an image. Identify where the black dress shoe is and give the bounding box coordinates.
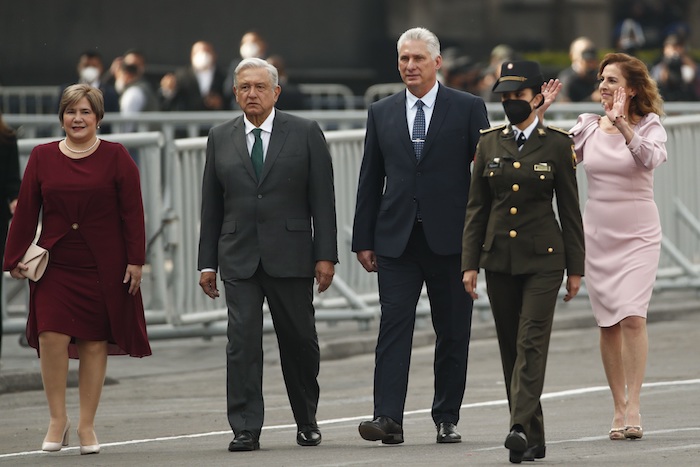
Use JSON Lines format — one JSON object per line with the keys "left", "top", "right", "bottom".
{"left": 522, "top": 444, "right": 546, "bottom": 461}
{"left": 505, "top": 428, "right": 527, "bottom": 464}
{"left": 358, "top": 416, "right": 404, "bottom": 444}
{"left": 436, "top": 422, "right": 462, "bottom": 443}
{"left": 297, "top": 425, "right": 322, "bottom": 446}
{"left": 228, "top": 431, "right": 260, "bottom": 452}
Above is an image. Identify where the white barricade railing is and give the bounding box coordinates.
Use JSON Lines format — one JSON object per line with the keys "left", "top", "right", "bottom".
{"left": 4, "top": 110, "right": 369, "bottom": 139}
{"left": 0, "top": 85, "right": 62, "bottom": 114}
{"left": 4, "top": 115, "right": 700, "bottom": 339}
{"left": 297, "top": 84, "right": 356, "bottom": 110}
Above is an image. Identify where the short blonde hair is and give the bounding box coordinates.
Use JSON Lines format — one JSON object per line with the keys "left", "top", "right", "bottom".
{"left": 58, "top": 83, "right": 105, "bottom": 124}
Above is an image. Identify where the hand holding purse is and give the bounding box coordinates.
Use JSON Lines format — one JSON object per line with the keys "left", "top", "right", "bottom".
{"left": 19, "top": 243, "right": 49, "bottom": 281}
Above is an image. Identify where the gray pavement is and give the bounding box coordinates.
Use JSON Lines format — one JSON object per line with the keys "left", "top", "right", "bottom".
{"left": 1, "top": 289, "right": 699, "bottom": 465}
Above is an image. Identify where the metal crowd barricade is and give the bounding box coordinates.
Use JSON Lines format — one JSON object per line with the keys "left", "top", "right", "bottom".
{"left": 297, "top": 84, "right": 355, "bottom": 110}
{"left": 0, "top": 85, "right": 62, "bottom": 114}
{"left": 363, "top": 82, "right": 405, "bottom": 107}
{"left": 3, "top": 114, "right": 700, "bottom": 340}
{"left": 167, "top": 133, "right": 380, "bottom": 335}
{"left": 4, "top": 110, "right": 369, "bottom": 139}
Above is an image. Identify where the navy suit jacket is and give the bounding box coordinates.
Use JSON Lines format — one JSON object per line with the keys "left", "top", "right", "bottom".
{"left": 352, "top": 84, "right": 489, "bottom": 257}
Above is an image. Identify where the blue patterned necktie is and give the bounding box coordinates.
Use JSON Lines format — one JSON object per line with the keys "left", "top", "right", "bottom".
{"left": 412, "top": 100, "right": 425, "bottom": 160}
{"left": 251, "top": 128, "right": 263, "bottom": 179}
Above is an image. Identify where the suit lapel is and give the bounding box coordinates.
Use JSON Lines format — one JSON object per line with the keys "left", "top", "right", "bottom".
{"left": 231, "top": 117, "right": 257, "bottom": 181}
{"left": 420, "top": 84, "right": 449, "bottom": 162}
{"left": 390, "top": 93, "right": 415, "bottom": 163}
{"left": 519, "top": 124, "right": 545, "bottom": 158}
{"left": 260, "top": 111, "right": 289, "bottom": 184}
{"left": 499, "top": 124, "right": 520, "bottom": 158}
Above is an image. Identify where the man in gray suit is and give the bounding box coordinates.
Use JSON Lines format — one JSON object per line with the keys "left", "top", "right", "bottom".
{"left": 198, "top": 58, "right": 338, "bottom": 452}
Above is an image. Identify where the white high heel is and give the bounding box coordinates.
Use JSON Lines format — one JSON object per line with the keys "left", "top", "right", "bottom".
{"left": 79, "top": 442, "right": 101, "bottom": 455}
{"left": 42, "top": 419, "right": 70, "bottom": 452}
{"left": 79, "top": 430, "right": 100, "bottom": 455}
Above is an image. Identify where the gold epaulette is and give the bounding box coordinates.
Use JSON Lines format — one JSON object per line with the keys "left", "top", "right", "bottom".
{"left": 480, "top": 123, "right": 507, "bottom": 134}
{"left": 547, "top": 125, "right": 570, "bottom": 136}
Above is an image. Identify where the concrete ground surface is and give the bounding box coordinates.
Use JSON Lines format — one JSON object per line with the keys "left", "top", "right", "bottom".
{"left": 0, "top": 289, "right": 699, "bottom": 466}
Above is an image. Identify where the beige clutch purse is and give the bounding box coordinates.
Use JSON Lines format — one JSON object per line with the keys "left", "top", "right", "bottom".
{"left": 20, "top": 243, "right": 49, "bottom": 281}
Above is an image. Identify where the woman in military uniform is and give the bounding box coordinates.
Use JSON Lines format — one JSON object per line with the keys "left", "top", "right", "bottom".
{"left": 461, "top": 61, "right": 585, "bottom": 464}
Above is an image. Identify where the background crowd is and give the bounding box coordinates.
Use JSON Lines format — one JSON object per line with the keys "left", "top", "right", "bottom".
{"left": 2, "top": 8, "right": 699, "bottom": 124}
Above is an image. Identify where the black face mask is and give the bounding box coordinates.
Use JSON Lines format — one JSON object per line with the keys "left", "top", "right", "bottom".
{"left": 502, "top": 98, "right": 534, "bottom": 125}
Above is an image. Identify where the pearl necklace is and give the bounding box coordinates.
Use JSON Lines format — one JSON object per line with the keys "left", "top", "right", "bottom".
{"left": 63, "top": 137, "right": 100, "bottom": 154}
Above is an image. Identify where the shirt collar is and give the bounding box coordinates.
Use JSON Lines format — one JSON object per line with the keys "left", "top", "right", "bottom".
{"left": 244, "top": 108, "right": 276, "bottom": 134}
{"left": 406, "top": 81, "right": 439, "bottom": 109}
{"left": 514, "top": 116, "right": 540, "bottom": 140}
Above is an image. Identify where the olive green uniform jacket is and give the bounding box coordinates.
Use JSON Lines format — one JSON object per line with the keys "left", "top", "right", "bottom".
{"left": 461, "top": 122, "right": 585, "bottom": 276}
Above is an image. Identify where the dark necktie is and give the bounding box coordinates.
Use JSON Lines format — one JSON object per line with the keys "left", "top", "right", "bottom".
{"left": 251, "top": 128, "right": 263, "bottom": 179}
{"left": 517, "top": 132, "right": 527, "bottom": 149}
{"left": 412, "top": 100, "right": 425, "bottom": 160}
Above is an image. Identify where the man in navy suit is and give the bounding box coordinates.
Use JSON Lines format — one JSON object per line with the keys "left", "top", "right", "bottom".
{"left": 352, "top": 27, "right": 489, "bottom": 444}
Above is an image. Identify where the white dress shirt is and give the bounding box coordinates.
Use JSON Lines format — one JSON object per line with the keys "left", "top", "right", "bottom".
{"left": 243, "top": 108, "right": 275, "bottom": 162}
{"left": 405, "top": 81, "right": 439, "bottom": 140}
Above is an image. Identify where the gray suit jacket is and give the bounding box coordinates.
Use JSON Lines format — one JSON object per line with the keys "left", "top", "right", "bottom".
{"left": 198, "top": 110, "right": 338, "bottom": 280}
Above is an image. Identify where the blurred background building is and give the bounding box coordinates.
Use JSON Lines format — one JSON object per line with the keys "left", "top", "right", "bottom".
{"left": 1, "top": 0, "right": 698, "bottom": 96}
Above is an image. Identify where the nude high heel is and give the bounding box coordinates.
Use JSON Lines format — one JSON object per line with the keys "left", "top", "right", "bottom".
{"left": 625, "top": 415, "right": 644, "bottom": 439}
{"left": 79, "top": 430, "right": 101, "bottom": 455}
{"left": 624, "top": 415, "right": 643, "bottom": 440}
{"left": 42, "top": 419, "right": 70, "bottom": 452}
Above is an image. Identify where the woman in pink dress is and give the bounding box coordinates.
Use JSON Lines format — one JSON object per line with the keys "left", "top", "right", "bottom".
{"left": 3, "top": 84, "right": 151, "bottom": 455}
{"left": 541, "top": 53, "right": 667, "bottom": 441}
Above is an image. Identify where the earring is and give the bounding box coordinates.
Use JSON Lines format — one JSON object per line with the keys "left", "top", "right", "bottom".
{"left": 97, "top": 125, "right": 101, "bottom": 129}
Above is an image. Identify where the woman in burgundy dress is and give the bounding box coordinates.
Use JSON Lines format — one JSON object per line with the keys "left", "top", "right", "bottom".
{"left": 3, "top": 84, "right": 151, "bottom": 455}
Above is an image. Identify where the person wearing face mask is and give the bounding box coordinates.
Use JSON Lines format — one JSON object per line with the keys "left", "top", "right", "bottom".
{"left": 540, "top": 53, "right": 667, "bottom": 444}
{"left": 66, "top": 51, "right": 120, "bottom": 120}
{"left": 461, "top": 60, "right": 585, "bottom": 463}
{"left": 159, "top": 41, "right": 228, "bottom": 112}
{"left": 225, "top": 31, "right": 270, "bottom": 109}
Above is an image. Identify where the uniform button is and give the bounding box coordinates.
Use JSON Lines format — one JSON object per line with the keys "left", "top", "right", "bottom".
{"left": 512, "top": 184, "right": 520, "bottom": 192}
{"left": 547, "top": 247, "right": 554, "bottom": 253}
{"left": 257, "top": 194, "right": 263, "bottom": 199}
{"left": 540, "top": 174, "right": 546, "bottom": 180}
{"left": 513, "top": 161, "right": 521, "bottom": 169}
{"left": 489, "top": 171, "right": 494, "bottom": 177}
{"left": 509, "top": 230, "right": 517, "bottom": 238}
{"left": 71, "top": 223, "right": 79, "bottom": 230}
{"left": 510, "top": 207, "right": 517, "bottom": 215}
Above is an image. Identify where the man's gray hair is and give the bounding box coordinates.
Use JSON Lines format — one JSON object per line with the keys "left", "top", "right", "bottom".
{"left": 234, "top": 57, "right": 279, "bottom": 87}
{"left": 397, "top": 27, "right": 441, "bottom": 59}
